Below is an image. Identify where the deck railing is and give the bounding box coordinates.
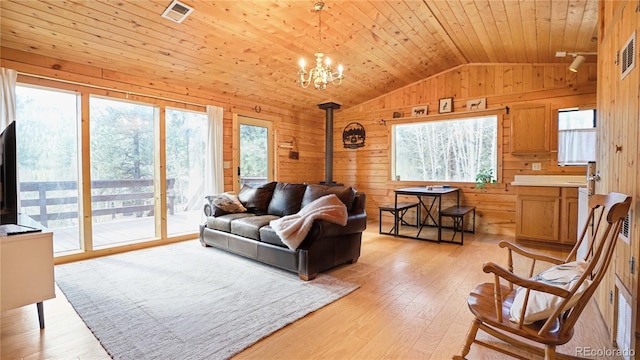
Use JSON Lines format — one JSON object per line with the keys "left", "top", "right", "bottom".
{"left": 240, "top": 177, "right": 268, "bottom": 187}
{"left": 20, "top": 179, "right": 175, "bottom": 227}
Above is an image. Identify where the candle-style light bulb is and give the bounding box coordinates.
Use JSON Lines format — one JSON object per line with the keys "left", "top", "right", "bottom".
{"left": 325, "top": 57, "right": 331, "bottom": 66}
{"left": 299, "top": 58, "right": 306, "bottom": 70}
{"left": 338, "top": 64, "right": 343, "bottom": 76}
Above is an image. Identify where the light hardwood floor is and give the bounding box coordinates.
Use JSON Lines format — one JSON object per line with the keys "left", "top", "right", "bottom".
{"left": 1, "top": 224, "right": 621, "bottom": 360}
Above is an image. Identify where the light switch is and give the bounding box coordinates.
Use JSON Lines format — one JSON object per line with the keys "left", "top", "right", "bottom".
{"left": 223, "top": 161, "right": 231, "bottom": 169}
{"left": 532, "top": 163, "right": 542, "bottom": 171}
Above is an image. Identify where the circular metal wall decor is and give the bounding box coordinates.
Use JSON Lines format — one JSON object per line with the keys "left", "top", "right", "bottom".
{"left": 342, "top": 122, "right": 365, "bottom": 149}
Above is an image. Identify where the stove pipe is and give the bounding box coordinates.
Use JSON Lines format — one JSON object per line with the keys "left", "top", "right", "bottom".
{"left": 318, "top": 101, "right": 341, "bottom": 185}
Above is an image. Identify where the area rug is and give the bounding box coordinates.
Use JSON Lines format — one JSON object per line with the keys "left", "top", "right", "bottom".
{"left": 55, "top": 240, "right": 359, "bottom": 360}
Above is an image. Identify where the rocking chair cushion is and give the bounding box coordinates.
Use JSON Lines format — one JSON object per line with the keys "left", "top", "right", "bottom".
{"left": 510, "top": 260, "right": 591, "bottom": 324}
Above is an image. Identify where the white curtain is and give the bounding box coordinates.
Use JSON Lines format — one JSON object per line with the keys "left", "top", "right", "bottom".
{"left": 204, "top": 105, "right": 224, "bottom": 195}
{"left": 558, "top": 128, "right": 597, "bottom": 165}
{"left": 1, "top": 67, "right": 18, "bottom": 130}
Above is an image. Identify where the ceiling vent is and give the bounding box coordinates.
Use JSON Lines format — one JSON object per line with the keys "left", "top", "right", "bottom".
{"left": 161, "top": 0, "right": 193, "bottom": 24}
{"left": 620, "top": 31, "right": 636, "bottom": 80}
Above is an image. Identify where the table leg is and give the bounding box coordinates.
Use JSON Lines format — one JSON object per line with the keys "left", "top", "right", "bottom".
{"left": 394, "top": 192, "right": 399, "bottom": 237}
{"left": 416, "top": 195, "right": 426, "bottom": 237}
{"left": 417, "top": 196, "right": 438, "bottom": 238}
{"left": 437, "top": 195, "right": 442, "bottom": 242}
{"left": 416, "top": 196, "right": 421, "bottom": 234}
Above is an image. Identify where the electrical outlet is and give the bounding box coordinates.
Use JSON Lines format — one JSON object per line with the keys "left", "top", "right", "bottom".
{"left": 532, "top": 163, "right": 542, "bottom": 171}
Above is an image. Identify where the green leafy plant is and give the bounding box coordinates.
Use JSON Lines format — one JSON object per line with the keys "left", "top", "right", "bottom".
{"left": 475, "top": 168, "right": 496, "bottom": 189}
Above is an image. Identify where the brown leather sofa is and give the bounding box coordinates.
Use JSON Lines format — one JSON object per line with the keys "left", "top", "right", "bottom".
{"left": 199, "top": 182, "right": 367, "bottom": 280}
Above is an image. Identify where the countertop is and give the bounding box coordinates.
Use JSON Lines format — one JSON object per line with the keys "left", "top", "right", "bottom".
{"left": 510, "top": 175, "right": 587, "bottom": 187}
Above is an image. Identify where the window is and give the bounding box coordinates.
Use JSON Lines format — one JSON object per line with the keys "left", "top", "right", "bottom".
{"left": 393, "top": 115, "right": 498, "bottom": 182}
{"left": 558, "top": 109, "right": 596, "bottom": 165}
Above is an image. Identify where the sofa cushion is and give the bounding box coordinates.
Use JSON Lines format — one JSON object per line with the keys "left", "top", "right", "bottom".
{"left": 301, "top": 184, "right": 356, "bottom": 211}
{"left": 238, "top": 181, "right": 277, "bottom": 215}
{"left": 207, "top": 213, "right": 255, "bottom": 232}
{"left": 259, "top": 225, "right": 287, "bottom": 248}
{"left": 231, "top": 215, "right": 280, "bottom": 241}
{"left": 267, "top": 182, "right": 307, "bottom": 216}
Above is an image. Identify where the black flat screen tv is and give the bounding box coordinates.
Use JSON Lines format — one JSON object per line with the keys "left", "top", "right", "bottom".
{"left": 0, "top": 121, "right": 18, "bottom": 225}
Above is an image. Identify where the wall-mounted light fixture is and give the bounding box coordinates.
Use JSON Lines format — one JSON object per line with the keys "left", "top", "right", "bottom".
{"left": 555, "top": 51, "right": 597, "bottom": 72}
{"left": 569, "top": 55, "right": 587, "bottom": 72}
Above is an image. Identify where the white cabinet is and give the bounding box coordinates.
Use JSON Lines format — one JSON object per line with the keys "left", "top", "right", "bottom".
{"left": 1, "top": 230, "right": 55, "bottom": 328}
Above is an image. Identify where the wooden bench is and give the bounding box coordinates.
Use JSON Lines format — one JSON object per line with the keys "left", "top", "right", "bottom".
{"left": 440, "top": 205, "right": 476, "bottom": 244}
{"left": 379, "top": 202, "right": 419, "bottom": 235}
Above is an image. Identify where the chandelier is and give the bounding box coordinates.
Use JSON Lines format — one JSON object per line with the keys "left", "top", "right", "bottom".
{"left": 297, "top": 2, "right": 344, "bottom": 89}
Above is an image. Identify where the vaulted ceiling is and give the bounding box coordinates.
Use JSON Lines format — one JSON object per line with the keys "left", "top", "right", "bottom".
{"left": 1, "top": 0, "right": 598, "bottom": 112}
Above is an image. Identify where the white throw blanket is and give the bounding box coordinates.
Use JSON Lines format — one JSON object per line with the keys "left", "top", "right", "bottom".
{"left": 270, "top": 194, "right": 348, "bottom": 250}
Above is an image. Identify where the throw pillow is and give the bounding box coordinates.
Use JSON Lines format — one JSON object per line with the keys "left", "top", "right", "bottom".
{"left": 211, "top": 192, "right": 247, "bottom": 214}
{"left": 509, "top": 260, "right": 591, "bottom": 324}
{"left": 238, "top": 181, "right": 277, "bottom": 214}
{"left": 203, "top": 195, "right": 219, "bottom": 216}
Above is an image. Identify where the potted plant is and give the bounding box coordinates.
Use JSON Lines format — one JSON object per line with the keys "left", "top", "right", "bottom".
{"left": 475, "top": 168, "right": 496, "bottom": 189}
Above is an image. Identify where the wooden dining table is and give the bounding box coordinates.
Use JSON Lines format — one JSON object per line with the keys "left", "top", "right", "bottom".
{"left": 393, "top": 186, "right": 460, "bottom": 242}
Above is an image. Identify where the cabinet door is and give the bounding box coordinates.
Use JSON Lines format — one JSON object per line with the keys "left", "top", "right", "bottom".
{"left": 510, "top": 104, "right": 550, "bottom": 153}
{"left": 560, "top": 188, "right": 579, "bottom": 245}
{"left": 516, "top": 190, "right": 560, "bottom": 242}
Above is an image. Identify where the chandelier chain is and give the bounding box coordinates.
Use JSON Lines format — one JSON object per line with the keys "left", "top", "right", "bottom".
{"left": 317, "top": 5, "right": 322, "bottom": 51}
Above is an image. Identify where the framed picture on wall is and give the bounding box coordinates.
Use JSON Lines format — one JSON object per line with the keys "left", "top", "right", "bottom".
{"left": 439, "top": 98, "right": 453, "bottom": 113}
{"left": 411, "top": 105, "right": 428, "bottom": 117}
{"left": 466, "top": 98, "right": 487, "bottom": 110}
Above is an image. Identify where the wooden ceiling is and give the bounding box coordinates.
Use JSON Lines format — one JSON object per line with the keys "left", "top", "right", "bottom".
{"left": 1, "top": 0, "right": 598, "bottom": 112}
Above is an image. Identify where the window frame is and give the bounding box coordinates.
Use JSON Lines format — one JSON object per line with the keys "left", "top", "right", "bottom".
{"left": 390, "top": 112, "right": 502, "bottom": 184}
{"left": 232, "top": 114, "right": 275, "bottom": 193}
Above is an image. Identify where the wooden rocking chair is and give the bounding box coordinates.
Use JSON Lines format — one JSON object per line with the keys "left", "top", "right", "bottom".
{"left": 455, "top": 192, "right": 632, "bottom": 360}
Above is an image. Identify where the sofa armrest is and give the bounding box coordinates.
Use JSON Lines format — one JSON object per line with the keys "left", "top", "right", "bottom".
{"left": 350, "top": 191, "right": 366, "bottom": 214}
{"left": 317, "top": 212, "right": 367, "bottom": 236}
{"left": 302, "top": 192, "right": 368, "bottom": 242}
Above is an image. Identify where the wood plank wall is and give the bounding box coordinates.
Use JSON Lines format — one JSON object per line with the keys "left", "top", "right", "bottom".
{"left": 595, "top": 0, "right": 640, "bottom": 351}
{"left": 334, "top": 63, "right": 597, "bottom": 235}
{"left": 0, "top": 47, "right": 327, "bottom": 191}
{"left": 1, "top": 47, "right": 600, "bottom": 238}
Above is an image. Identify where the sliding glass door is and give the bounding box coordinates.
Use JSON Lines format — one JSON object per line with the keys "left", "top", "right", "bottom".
{"left": 15, "top": 85, "right": 81, "bottom": 254}
{"left": 89, "top": 96, "right": 157, "bottom": 248}
{"left": 165, "top": 108, "right": 207, "bottom": 236}
{"left": 15, "top": 82, "right": 208, "bottom": 257}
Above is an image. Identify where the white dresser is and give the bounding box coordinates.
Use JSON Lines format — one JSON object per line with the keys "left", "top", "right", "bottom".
{"left": 1, "top": 229, "right": 55, "bottom": 328}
